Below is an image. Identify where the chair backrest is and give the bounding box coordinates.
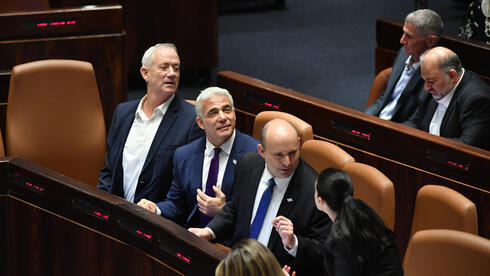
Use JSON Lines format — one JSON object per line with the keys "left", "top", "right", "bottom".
{"left": 410, "top": 184, "right": 478, "bottom": 237}
{"left": 252, "top": 111, "right": 313, "bottom": 145}
{"left": 0, "top": 129, "right": 5, "bottom": 157}
{"left": 6, "top": 59, "right": 106, "bottom": 186}
{"left": 300, "top": 139, "right": 354, "bottom": 172}
{"left": 403, "top": 229, "right": 490, "bottom": 276}
{"left": 366, "top": 67, "right": 392, "bottom": 109}
{"left": 343, "top": 162, "right": 395, "bottom": 231}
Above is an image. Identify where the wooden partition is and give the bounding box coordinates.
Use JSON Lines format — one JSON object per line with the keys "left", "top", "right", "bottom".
{"left": 0, "top": 4, "right": 126, "bottom": 131}
{"left": 1, "top": 157, "right": 227, "bottom": 275}
{"left": 49, "top": 0, "right": 218, "bottom": 76}
{"left": 375, "top": 18, "right": 490, "bottom": 85}
{"left": 217, "top": 70, "right": 490, "bottom": 255}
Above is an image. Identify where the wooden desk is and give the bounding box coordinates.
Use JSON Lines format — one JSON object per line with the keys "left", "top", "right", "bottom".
{"left": 217, "top": 70, "right": 490, "bottom": 255}
{"left": 0, "top": 4, "right": 126, "bottom": 130}
{"left": 1, "top": 157, "right": 227, "bottom": 275}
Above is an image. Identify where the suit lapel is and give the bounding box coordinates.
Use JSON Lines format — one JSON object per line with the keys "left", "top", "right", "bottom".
{"left": 113, "top": 104, "right": 138, "bottom": 197}
{"left": 141, "top": 96, "right": 180, "bottom": 172}
{"left": 393, "top": 67, "right": 421, "bottom": 113}
{"left": 245, "top": 159, "right": 265, "bottom": 227}
{"left": 222, "top": 131, "right": 243, "bottom": 196}
{"left": 422, "top": 99, "right": 439, "bottom": 131}
{"left": 187, "top": 138, "right": 206, "bottom": 225}
{"left": 267, "top": 160, "right": 303, "bottom": 248}
{"left": 382, "top": 63, "right": 405, "bottom": 107}
{"left": 440, "top": 73, "right": 469, "bottom": 134}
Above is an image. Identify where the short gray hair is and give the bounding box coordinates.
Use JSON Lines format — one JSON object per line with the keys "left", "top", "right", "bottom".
{"left": 195, "top": 87, "right": 234, "bottom": 119}
{"left": 141, "top": 43, "right": 178, "bottom": 68}
{"left": 405, "top": 9, "right": 443, "bottom": 40}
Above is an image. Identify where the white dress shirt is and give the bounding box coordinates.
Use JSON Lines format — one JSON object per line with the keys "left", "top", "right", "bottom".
{"left": 380, "top": 56, "right": 420, "bottom": 120}
{"left": 201, "top": 130, "right": 236, "bottom": 191}
{"left": 429, "top": 69, "right": 465, "bottom": 136}
{"left": 122, "top": 95, "right": 174, "bottom": 202}
{"left": 252, "top": 167, "right": 293, "bottom": 246}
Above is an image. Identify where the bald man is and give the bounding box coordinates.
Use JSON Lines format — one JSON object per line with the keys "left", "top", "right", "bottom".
{"left": 189, "top": 119, "right": 330, "bottom": 275}
{"left": 405, "top": 46, "right": 490, "bottom": 150}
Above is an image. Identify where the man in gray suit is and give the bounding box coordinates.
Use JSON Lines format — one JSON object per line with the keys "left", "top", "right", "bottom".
{"left": 366, "top": 9, "right": 443, "bottom": 123}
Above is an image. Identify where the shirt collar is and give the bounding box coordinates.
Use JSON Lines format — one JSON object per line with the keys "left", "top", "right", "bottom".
{"left": 205, "top": 129, "right": 236, "bottom": 157}
{"left": 135, "top": 94, "right": 175, "bottom": 120}
{"left": 405, "top": 55, "right": 421, "bottom": 71}
{"left": 436, "top": 68, "right": 465, "bottom": 108}
{"left": 263, "top": 165, "right": 294, "bottom": 192}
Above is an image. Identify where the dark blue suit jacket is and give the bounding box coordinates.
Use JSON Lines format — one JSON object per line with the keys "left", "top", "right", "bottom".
{"left": 97, "top": 95, "right": 203, "bottom": 203}
{"left": 366, "top": 47, "right": 428, "bottom": 123}
{"left": 157, "top": 130, "right": 259, "bottom": 227}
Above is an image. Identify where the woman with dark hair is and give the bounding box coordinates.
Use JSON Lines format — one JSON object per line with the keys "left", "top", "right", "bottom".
{"left": 273, "top": 168, "right": 403, "bottom": 276}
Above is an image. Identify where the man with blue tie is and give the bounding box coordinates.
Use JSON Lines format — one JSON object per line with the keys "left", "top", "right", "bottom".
{"left": 189, "top": 119, "right": 331, "bottom": 275}
{"left": 137, "top": 87, "right": 259, "bottom": 228}
{"left": 366, "top": 9, "right": 443, "bottom": 123}
{"left": 97, "top": 43, "right": 203, "bottom": 203}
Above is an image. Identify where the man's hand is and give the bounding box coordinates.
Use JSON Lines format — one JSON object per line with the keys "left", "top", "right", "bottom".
{"left": 188, "top": 227, "right": 213, "bottom": 241}
{"left": 137, "top": 198, "right": 157, "bottom": 213}
{"left": 196, "top": 186, "right": 226, "bottom": 217}
{"left": 272, "top": 216, "right": 296, "bottom": 249}
{"left": 282, "top": 265, "right": 296, "bottom": 276}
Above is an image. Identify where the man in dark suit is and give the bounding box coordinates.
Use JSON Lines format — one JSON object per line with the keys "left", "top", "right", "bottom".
{"left": 366, "top": 9, "right": 442, "bottom": 123}
{"left": 189, "top": 119, "right": 331, "bottom": 274}
{"left": 98, "top": 43, "right": 203, "bottom": 203}
{"left": 137, "top": 87, "right": 259, "bottom": 228}
{"left": 405, "top": 46, "right": 490, "bottom": 150}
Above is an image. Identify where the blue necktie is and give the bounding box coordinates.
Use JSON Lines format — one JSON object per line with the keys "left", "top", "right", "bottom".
{"left": 249, "top": 178, "right": 276, "bottom": 239}
{"left": 200, "top": 147, "right": 221, "bottom": 227}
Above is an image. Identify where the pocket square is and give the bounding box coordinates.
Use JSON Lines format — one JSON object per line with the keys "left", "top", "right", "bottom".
{"left": 286, "top": 197, "right": 293, "bottom": 202}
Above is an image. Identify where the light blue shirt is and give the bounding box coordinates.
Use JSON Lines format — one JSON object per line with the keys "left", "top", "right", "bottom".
{"left": 380, "top": 56, "right": 420, "bottom": 120}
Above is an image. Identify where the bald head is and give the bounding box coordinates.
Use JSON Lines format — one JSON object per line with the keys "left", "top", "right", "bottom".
{"left": 420, "top": 47, "right": 463, "bottom": 100}
{"left": 258, "top": 119, "right": 300, "bottom": 178}
{"left": 260, "top": 119, "right": 299, "bottom": 150}
{"left": 421, "top": 46, "right": 462, "bottom": 75}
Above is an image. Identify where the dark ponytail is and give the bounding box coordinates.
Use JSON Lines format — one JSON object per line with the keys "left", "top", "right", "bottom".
{"left": 317, "top": 168, "right": 394, "bottom": 258}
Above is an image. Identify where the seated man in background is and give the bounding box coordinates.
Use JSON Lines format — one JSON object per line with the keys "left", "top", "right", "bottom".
{"left": 98, "top": 43, "right": 203, "bottom": 203}
{"left": 405, "top": 46, "right": 490, "bottom": 150}
{"left": 366, "top": 9, "right": 443, "bottom": 123}
{"left": 189, "top": 119, "right": 331, "bottom": 275}
{"left": 138, "top": 87, "right": 259, "bottom": 229}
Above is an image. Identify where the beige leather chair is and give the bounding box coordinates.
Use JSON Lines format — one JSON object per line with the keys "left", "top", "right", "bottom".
{"left": 6, "top": 59, "right": 106, "bottom": 186}
{"left": 300, "top": 139, "right": 354, "bottom": 172}
{"left": 343, "top": 162, "right": 395, "bottom": 231}
{"left": 410, "top": 185, "right": 478, "bottom": 237}
{"left": 366, "top": 67, "right": 392, "bottom": 109}
{"left": 253, "top": 111, "right": 313, "bottom": 145}
{"left": 403, "top": 229, "right": 490, "bottom": 276}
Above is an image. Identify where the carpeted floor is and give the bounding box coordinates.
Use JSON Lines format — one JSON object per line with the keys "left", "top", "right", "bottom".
{"left": 129, "top": 0, "right": 469, "bottom": 111}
